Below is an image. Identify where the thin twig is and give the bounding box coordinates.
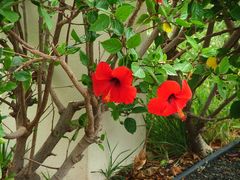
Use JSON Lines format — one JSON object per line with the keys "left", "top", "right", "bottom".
{"left": 21, "top": 0, "right": 28, "bottom": 42}
{"left": 200, "top": 84, "right": 217, "bottom": 116}
{"left": 24, "top": 158, "right": 59, "bottom": 170}
{"left": 188, "top": 112, "right": 230, "bottom": 122}
{"left": 64, "top": 1, "right": 75, "bottom": 63}
{"left": 0, "top": 97, "right": 15, "bottom": 109}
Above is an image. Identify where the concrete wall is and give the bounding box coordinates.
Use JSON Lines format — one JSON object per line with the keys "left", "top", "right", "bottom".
{"left": 1, "top": 1, "right": 146, "bottom": 179}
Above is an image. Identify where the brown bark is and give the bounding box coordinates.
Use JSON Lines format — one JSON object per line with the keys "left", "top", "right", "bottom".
{"left": 186, "top": 117, "right": 213, "bottom": 156}
{"left": 51, "top": 135, "right": 95, "bottom": 180}
{"left": 16, "top": 102, "right": 80, "bottom": 179}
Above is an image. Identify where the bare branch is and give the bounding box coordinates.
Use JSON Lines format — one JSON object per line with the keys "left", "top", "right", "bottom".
{"left": 209, "top": 92, "right": 237, "bottom": 118}
{"left": 163, "top": 29, "right": 185, "bottom": 54}
{"left": 60, "top": 60, "right": 88, "bottom": 98}
{"left": 126, "top": 0, "right": 144, "bottom": 27}
{"left": 188, "top": 112, "right": 230, "bottom": 122}
{"left": 51, "top": 135, "right": 95, "bottom": 180}
{"left": 49, "top": 88, "right": 65, "bottom": 113}
{"left": 200, "top": 84, "right": 217, "bottom": 116}
{"left": 4, "top": 126, "right": 27, "bottom": 139}
{"left": 85, "top": 96, "right": 95, "bottom": 137}
{"left": 138, "top": 28, "right": 160, "bottom": 58}
{"left": 16, "top": 102, "right": 80, "bottom": 178}
{"left": 203, "top": 21, "right": 215, "bottom": 48}
{"left": 0, "top": 97, "right": 15, "bottom": 109}
{"left": 223, "top": 28, "right": 240, "bottom": 49}
{"left": 21, "top": 0, "right": 28, "bottom": 42}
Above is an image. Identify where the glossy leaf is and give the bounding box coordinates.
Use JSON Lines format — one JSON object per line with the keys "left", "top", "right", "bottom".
{"left": 126, "top": 34, "right": 141, "bottom": 48}
{"left": 101, "top": 38, "right": 122, "bottom": 54}
{"left": 124, "top": 117, "right": 136, "bottom": 134}
{"left": 115, "top": 4, "right": 134, "bottom": 22}
{"left": 90, "top": 14, "right": 110, "bottom": 31}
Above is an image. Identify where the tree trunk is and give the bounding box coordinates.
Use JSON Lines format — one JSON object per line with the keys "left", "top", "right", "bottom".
{"left": 51, "top": 134, "right": 95, "bottom": 180}
{"left": 9, "top": 136, "right": 27, "bottom": 175}
{"left": 186, "top": 117, "right": 213, "bottom": 156}
{"left": 16, "top": 103, "right": 77, "bottom": 179}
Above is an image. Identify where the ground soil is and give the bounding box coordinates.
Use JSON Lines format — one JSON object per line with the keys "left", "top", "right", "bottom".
{"left": 113, "top": 142, "right": 240, "bottom": 180}
{"left": 186, "top": 144, "right": 240, "bottom": 180}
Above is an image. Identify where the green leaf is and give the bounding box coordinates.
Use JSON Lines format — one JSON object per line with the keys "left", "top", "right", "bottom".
{"left": 101, "top": 38, "right": 122, "bottom": 54}
{"left": 65, "top": 46, "right": 80, "bottom": 55}
{"left": 132, "top": 106, "right": 147, "bottom": 113}
{"left": 89, "top": 14, "right": 110, "bottom": 31}
{"left": 201, "top": 47, "right": 218, "bottom": 58}
{"left": 136, "top": 14, "right": 150, "bottom": 24}
{"left": 3, "top": 82, "right": 17, "bottom": 92}
{"left": 2, "top": 23, "right": 14, "bottom": 31}
{"left": 81, "top": 74, "right": 91, "bottom": 87}
{"left": 107, "top": 0, "right": 117, "bottom": 4}
{"left": 230, "top": 5, "right": 240, "bottom": 20}
{"left": 14, "top": 71, "right": 31, "bottom": 82}
{"left": 218, "top": 57, "right": 229, "bottom": 74}
{"left": 175, "top": 18, "right": 191, "bottom": 27}
{"left": 22, "top": 78, "right": 32, "bottom": 91}
{"left": 124, "top": 118, "right": 136, "bottom": 134}
{"left": 38, "top": 7, "right": 53, "bottom": 30}
{"left": 190, "top": 19, "right": 204, "bottom": 27}
{"left": 186, "top": 36, "right": 199, "bottom": 51}
{"left": 0, "top": 0, "right": 15, "bottom": 9}
{"left": 174, "top": 62, "right": 193, "bottom": 73}
{"left": 126, "top": 34, "right": 141, "bottom": 49}
{"left": 98, "top": 143, "right": 105, "bottom": 151}
{"left": 180, "top": 0, "right": 189, "bottom": 19}
{"left": 230, "top": 101, "right": 240, "bottom": 119}
{"left": 146, "top": 0, "right": 156, "bottom": 14}
{"left": 111, "top": 19, "right": 124, "bottom": 35}
{"left": 11, "top": 56, "right": 23, "bottom": 67}
{"left": 162, "top": 64, "right": 177, "bottom": 76}
{"left": 79, "top": 50, "right": 89, "bottom": 66}
{"left": 0, "top": 125, "right": 4, "bottom": 137}
{"left": 56, "top": 43, "right": 66, "bottom": 55}
{"left": 87, "top": 10, "right": 98, "bottom": 24}
{"left": 96, "top": 0, "right": 109, "bottom": 10}
{"left": 71, "top": 29, "right": 81, "bottom": 42}
{"left": 229, "top": 55, "right": 240, "bottom": 68}
{"left": 111, "top": 109, "right": 120, "bottom": 120}
{"left": 131, "top": 62, "right": 145, "bottom": 78}
{"left": 115, "top": 4, "right": 134, "bottom": 22}
{"left": 0, "top": 9, "right": 19, "bottom": 23}
{"left": 191, "top": 2, "right": 204, "bottom": 21}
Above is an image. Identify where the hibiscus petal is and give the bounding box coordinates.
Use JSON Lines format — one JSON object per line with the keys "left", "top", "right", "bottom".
{"left": 112, "top": 66, "right": 133, "bottom": 86}
{"left": 157, "top": 80, "right": 181, "bottom": 101}
{"left": 92, "top": 73, "right": 111, "bottom": 96}
{"left": 148, "top": 98, "right": 177, "bottom": 116}
{"left": 161, "top": 102, "right": 178, "bottom": 116}
{"left": 94, "top": 62, "right": 112, "bottom": 80}
{"left": 109, "top": 85, "right": 136, "bottom": 104}
{"left": 180, "top": 80, "right": 192, "bottom": 99}
{"left": 175, "top": 80, "right": 192, "bottom": 109}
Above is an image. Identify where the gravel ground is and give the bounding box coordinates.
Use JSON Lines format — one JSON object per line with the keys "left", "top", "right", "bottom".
{"left": 186, "top": 145, "right": 240, "bottom": 180}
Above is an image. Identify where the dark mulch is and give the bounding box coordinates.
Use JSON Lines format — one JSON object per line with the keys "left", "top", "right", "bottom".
{"left": 113, "top": 143, "right": 240, "bottom": 180}
{"left": 186, "top": 144, "right": 240, "bottom": 180}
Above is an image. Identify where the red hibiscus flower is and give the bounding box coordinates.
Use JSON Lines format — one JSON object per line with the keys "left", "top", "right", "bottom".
{"left": 147, "top": 80, "right": 192, "bottom": 121}
{"left": 156, "top": 0, "right": 163, "bottom": 4}
{"left": 92, "top": 62, "right": 137, "bottom": 104}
